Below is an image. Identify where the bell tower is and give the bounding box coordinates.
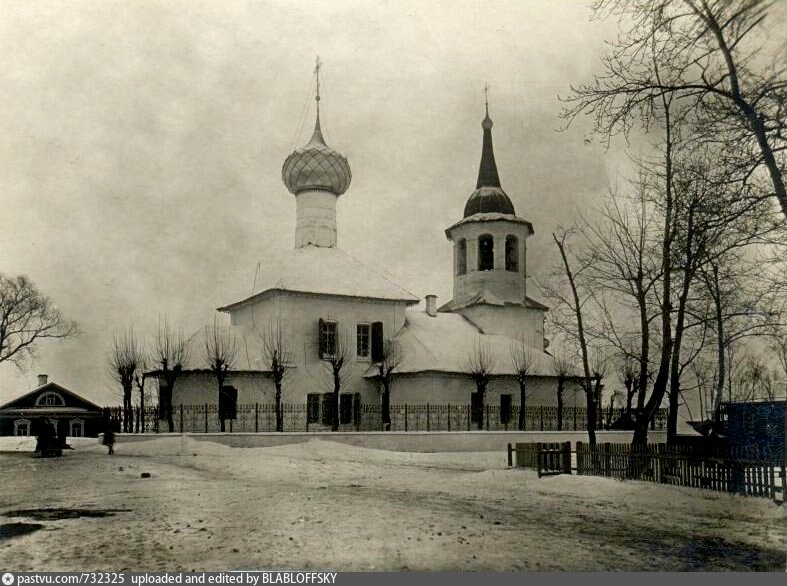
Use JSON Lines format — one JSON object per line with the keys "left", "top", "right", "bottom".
{"left": 444, "top": 92, "right": 533, "bottom": 308}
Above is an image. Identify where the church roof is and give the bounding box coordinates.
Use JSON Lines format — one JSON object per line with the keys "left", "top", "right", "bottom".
{"left": 438, "top": 292, "right": 549, "bottom": 312}
{"left": 445, "top": 212, "right": 534, "bottom": 237}
{"left": 219, "top": 246, "right": 420, "bottom": 311}
{"left": 365, "top": 310, "right": 574, "bottom": 377}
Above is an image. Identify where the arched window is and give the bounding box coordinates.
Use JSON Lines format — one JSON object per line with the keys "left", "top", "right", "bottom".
{"left": 457, "top": 239, "right": 467, "bottom": 275}
{"left": 35, "top": 391, "right": 65, "bottom": 407}
{"left": 505, "top": 235, "right": 518, "bottom": 272}
{"left": 478, "top": 234, "right": 494, "bottom": 271}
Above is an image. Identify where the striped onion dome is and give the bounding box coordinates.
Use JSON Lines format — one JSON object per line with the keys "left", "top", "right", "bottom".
{"left": 282, "top": 110, "right": 352, "bottom": 196}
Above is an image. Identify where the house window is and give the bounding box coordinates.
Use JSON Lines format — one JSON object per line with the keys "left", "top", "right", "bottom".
{"left": 500, "top": 394, "right": 512, "bottom": 424}
{"left": 457, "top": 239, "right": 467, "bottom": 275}
{"left": 319, "top": 319, "right": 337, "bottom": 359}
{"left": 340, "top": 394, "right": 353, "bottom": 425}
{"left": 14, "top": 419, "right": 31, "bottom": 436}
{"left": 371, "top": 322, "right": 384, "bottom": 362}
{"left": 357, "top": 324, "right": 371, "bottom": 359}
{"left": 219, "top": 386, "right": 238, "bottom": 420}
{"left": 70, "top": 419, "right": 84, "bottom": 437}
{"left": 505, "top": 236, "right": 518, "bottom": 272}
{"left": 478, "top": 234, "right": 494, "bottom": 271}
{"left": 307, "top": 393, "right": 320, "bottom": 424}
{"left": 36, "top": 391, "right": 65, "bottom": 407}
{"left": 471, "top": 392, "right": 483, "bottom": 424}
{"left": 321, "top": 393, "right": 334, "bottom": 426}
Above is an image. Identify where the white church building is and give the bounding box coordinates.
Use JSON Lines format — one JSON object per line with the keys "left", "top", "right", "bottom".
{"left": 156, "top": 78, "right": 584, "bottom": 432}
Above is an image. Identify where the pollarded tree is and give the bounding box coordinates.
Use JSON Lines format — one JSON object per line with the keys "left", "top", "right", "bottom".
{"left": 152, "top": 317, "right": 191, "bottom": 433}
{"left": 0, "top": 274, "right": 77, "bottom": 368}
{"left": 261, "top": 316, "right": 293, "bottom": 432}
{"left": 510, "top": 334, "right": 536, "bottom": 431}
{"left": 375, "top": 339, "right": 403, "bottom": 431}
{"left": 108, "top": 327, "right": 145, "bottom": 433}
{"left": 319, "top": 324, "right": 354, "bottom": 432}
{"left": 203, "top": 316, "right": 238, "bottom": 433}
{"left": 464, "top": 337, "right": 495, "bottom": 430}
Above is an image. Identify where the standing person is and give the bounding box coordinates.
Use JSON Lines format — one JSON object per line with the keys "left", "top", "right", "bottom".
{"left": 102, "top": 424, "right": 115, "bottom": 455}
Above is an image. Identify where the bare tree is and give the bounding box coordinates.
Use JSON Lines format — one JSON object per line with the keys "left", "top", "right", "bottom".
{"left": 771, "top": 330, "right": 787, "bottom": 397}
{"left": 134, "top": 365, "right": 148, "bottom": 433}
{"left": 321, "top": 326, "right": 354, "bottom": 432}
{"left": 108, "top": 327, "right": 145, "bottom": 433}
{"left": 152, "top": 317, "right": 191, "bottom": 433}
{"left": 563, "top": 0, "right": 787, "bottom": 218}
{"left": 204, "top": 316, "right": 238, "bottom": 432}
{"left": 464, "top": 337, "right": 495, "bottom": 430}
{"left": 551, "top": 229, "right": 599, "bottom": 445}
{"left": 375, "top": 339, "right": 403, "bottom": 431}
{"left": 260, "top": 316, "right": 293, "bottom": 432}
{"left": 0, "top": 274, "right": 77, "bottom": 368}
{"left": 510, "top": 334, "right": 536, "bottom": 431}
{"left": 552, "top": 351, "right": 573, "bottom": 432}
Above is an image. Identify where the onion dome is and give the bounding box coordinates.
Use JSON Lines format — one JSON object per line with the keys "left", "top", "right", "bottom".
{"left": 463, "top": 104, "right": 515, "bottom": 217}
{"left": 282, "top": 109, "right": 352, "bottom": 196}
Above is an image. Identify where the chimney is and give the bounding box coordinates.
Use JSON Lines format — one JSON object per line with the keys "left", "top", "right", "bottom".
{"left": 425, "top": 295, "right": 437, "bottom": 317}
{"left": 37, "top": 374, "right": 48, "bottom": 387}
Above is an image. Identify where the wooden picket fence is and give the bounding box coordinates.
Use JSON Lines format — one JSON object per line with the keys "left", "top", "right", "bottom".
{"left": 509, "top": 441, "right": 786, "bottom": 502}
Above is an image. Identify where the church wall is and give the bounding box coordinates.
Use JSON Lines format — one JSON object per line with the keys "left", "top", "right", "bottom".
{"left": 457, "top": 305, "right": 545, "bottom": 351}
{"left": 170, "top": 372, "right": 275, "bottom": 406}
{"left": 227, "top": 292, "right": 409, "bottom": 403}
{"left": 389, "top": 373, "right": 582, "bottom": 407}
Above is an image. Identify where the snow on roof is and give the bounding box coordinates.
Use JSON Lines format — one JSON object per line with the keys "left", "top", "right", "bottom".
{"left": 367, "top": 309, "right": 577, "bottom": 377}
{"left": 444, "top": 212, "right": 534, "bottom": 237}
{"left": 437, "top": 291, "right": 550, "bottom": 312}
{"left": 219, "top": 246, "right": 420, "bottom": 311}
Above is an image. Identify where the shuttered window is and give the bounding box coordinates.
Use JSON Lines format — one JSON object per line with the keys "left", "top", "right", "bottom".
{"left": 307, "top": 393, "right": 320, "bottom": 424}
{"left": 371, "top": 321, "right": 384, "bottom": 362}
{"left": 340, "top": 394, "right": 353, "bottom": 425}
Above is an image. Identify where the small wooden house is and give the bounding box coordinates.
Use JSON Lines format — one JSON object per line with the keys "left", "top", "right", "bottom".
{"left": 0, "top": 375, "right": 103, "bottom": 438}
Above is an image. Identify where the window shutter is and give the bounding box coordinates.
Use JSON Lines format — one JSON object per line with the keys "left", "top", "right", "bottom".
{"left": 353, "top": 393, "right": 362, "bottom": 426}
{"left": 371, "top": 321, "right": 384, "bottom": 362}
{"left": 318, "top": 318, "right": 325, "bottom": 359}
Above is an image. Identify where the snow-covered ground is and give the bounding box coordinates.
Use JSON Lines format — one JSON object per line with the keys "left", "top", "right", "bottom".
{"left": 0, "top": 436, "right": 784, "bottom": 571}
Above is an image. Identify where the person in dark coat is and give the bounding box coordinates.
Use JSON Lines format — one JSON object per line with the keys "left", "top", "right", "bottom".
{"left": 102, "top": 426, "right": 115, "bottom": 455}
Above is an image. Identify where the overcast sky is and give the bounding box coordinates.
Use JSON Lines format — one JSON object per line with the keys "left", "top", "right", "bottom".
{"left": 0, "top": 0, "right": 673, "bottom": 404}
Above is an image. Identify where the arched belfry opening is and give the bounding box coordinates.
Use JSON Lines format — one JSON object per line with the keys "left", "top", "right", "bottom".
{"left": 505, "top": 235, "right": 518, "bottom": 272}
{"left": 478, "top": 234, "right": 494, "bottom": 271}
{"left": 457, "top": 239, "right": 467, "bottom": 275}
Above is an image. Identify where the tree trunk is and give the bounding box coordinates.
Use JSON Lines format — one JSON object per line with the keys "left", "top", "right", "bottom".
{"left": 275, "top": 381, "right": 283, "bottom": 432}
{"left": 557, "top": 376, "right": 564, "bottom": 431}
{"left": 381, "top": 380, "right": 391, "bottom": 431}
{"left": 477, "top": 385, "right": 486, "bottom": 431}
{"left": 585, "top": 388, "right": 597, "bottom": 445}
{"left": 332, "top": 371, "right": 340, "bottom": 432}
{"left": 139, "top": 384, "right": 145, "bottom": 434}
{"left": 633, "top": 94, "right": 674, "bottom": 448}
{"left": 518, "top": 380, "right": 527, "bottom": 431}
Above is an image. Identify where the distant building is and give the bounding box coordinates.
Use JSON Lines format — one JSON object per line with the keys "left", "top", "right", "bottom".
{"left": 725, "top": 400, "right": 785, "bottom": 460}
{"left": 0, "top": 375, "right": 103, "bottom": 437}
{"left": 155, "top": 76, "right": 581, "bottom": 428}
